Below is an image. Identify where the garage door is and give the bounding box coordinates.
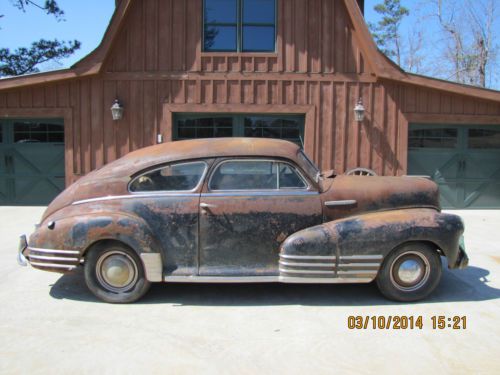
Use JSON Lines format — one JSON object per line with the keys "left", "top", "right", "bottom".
{"left": 408, "top": 124, "right": 500, "bottom": 209}
{"left": 0, "top": 119, "right": 65, "bottom": 206}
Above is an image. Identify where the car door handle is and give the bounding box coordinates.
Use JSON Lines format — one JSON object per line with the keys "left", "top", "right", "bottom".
{"left": 200, "top": 203, "right": 216, "bottom": 209}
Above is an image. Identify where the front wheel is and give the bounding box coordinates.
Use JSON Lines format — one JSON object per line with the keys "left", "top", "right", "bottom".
{"left": 376, "top": 243, "right": 442, "bottom": 302}
{"left": 84, "top": 242, "right": 151, "bottom": 303}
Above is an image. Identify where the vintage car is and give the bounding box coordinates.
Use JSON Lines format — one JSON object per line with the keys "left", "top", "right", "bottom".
{"left": 18, "top": 138, "right": 468, "bottom": 303}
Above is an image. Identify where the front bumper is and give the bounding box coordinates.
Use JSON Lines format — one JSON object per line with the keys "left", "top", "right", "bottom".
{"left": 454, "top": 236, "right": 469, "bottom": 269}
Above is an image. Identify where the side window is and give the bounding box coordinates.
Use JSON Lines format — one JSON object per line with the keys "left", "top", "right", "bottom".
{"left": 279, "top": 163, "right": 307, "bottom": 189}
{"left": 130, "top": 162, "right": 207, "bottom": 192}
{"left": 209, "top": 160, "right": 307, "bottom": 191}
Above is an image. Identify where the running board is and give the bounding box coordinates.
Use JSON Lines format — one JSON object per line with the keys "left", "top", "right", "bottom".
{"left": 163, "top": 275, "right": 373, "bottom": 283}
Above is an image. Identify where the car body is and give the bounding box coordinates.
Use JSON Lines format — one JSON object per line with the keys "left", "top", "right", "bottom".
{"left": 18, "top": 138, "right": 468, "bottom": 303}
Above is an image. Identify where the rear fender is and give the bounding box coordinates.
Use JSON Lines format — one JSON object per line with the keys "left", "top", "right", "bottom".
{"left": 28, "top": 212, "right": 163, "bottom": 280}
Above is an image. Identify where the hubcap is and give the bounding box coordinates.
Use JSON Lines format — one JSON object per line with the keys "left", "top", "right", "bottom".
{"left": 390, "top": 251, "right": 431, "bottom": 292}
{"left": 96, "top": 250, "right": 138, "bottom": 293}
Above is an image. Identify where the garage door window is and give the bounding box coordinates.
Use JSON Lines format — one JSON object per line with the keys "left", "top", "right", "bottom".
{"left": 13, "top": 121, "right": 64, "bottom": 144}
{"left": 468, "top": 129, "right": 500, "bottom": 149}
{"left": 409, "top": 128, "right": 458, "bottom": 148}
{"left": 174, "top": 114, "right": 305, "bottom": 146}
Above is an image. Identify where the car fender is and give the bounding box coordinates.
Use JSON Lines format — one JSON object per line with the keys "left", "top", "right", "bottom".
{"left": 28, "top": 212, "right": 163, "bottom": 280}
{"left": 279, "top": 208, "right": 464, "bottom": 281}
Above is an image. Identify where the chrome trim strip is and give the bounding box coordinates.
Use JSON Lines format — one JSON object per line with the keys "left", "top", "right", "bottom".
{"left": 337, "top": 270, "right": 378, "bottom": 275}
{"left": 140, "top": 253, "right": 163, "bottom": 282}
{"left": 29, "top": 254, "right": 80, "bottom": 262}
{"left": 164, "top": 275, "right": 279, "bottom": 283}
{"left": 337, "top": 263, "right": 381, "bottom": 268}
{"left": 339, "top": 255, "right": 384, "bottom": 260}
{"left": 30, "top": 262, "right": 77, "bottom": 270}
{"left": 325, "top": 200, "right": 357, "bottom": 207}
{"left": 279, "top": 254, "right": 336, "bottom": 260}
{"left": 201, "top": 191, "right": 318, "bottom": 197}
{"left": 73, "top": 193, "right": 200, "bottom": 205}
{"left": 279, "top": 261, "right": 335, "bottom": 268}
{"left": 279, "top": 276, "right": 373, "bottom": 284}
{"left": 279, "top": 268, "right": 335, "bottom": 275}
{"left": 29, "top": 247, "right": 80, "bottom": 255}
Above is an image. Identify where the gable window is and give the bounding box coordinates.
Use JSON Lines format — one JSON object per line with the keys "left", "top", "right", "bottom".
{"left": 203, "top": 0, "right": 276, "bottom": 52}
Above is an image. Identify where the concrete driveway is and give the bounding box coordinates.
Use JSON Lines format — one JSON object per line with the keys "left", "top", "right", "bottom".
{"left": 0, "top": 207, "right": 499, "bottom": 374}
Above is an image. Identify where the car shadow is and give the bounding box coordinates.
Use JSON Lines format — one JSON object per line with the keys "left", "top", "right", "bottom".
{"left": 49, "top": 264, "right": 500, "bottom": 306}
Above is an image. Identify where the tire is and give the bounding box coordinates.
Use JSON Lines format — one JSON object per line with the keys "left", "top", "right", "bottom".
{"left": 376, "top": 242, "right": 442, "bottom": 302}
{"left": 84, "top": 242, "right": 151, "bottom": 303}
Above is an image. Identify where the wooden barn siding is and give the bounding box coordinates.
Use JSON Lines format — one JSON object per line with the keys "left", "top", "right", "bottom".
{"left": 105, "top": 0, "right": 367, "bottom": 75}
{"left": 1, "top": 78, "right": 499, "bottom": 186}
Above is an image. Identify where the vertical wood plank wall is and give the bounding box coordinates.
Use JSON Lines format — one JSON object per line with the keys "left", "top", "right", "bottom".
{"left": 0, "top": 0, "right": 499, "bottom": 186}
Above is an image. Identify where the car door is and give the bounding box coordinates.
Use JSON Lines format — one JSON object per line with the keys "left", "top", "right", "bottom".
{"left": 198, "top": 158, "right": 322, "bottom": 276}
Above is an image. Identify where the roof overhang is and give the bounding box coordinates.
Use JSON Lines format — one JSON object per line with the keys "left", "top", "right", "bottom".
{"left": 0, "top": 0, "right": 499, "bottom": 104}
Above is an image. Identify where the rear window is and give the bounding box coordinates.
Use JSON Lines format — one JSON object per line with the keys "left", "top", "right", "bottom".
{"left": 129, "top": 161, "right": 207, "bottom": 192}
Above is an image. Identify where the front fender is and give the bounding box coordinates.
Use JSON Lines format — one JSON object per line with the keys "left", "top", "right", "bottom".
{"left": 279, "top": 208, "right": 465, "bottom": 281}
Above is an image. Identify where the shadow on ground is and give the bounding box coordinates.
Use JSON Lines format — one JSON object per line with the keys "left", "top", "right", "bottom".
{"left": 49, "top": 264, "right": 500, "bottom": 306}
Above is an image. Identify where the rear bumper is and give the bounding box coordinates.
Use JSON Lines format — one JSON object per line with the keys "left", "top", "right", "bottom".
{"left": 17, "top": 234, "right": 81, "bottom": 273}
{"left": 17, "top": 235, "right": 28, "bottom": 266}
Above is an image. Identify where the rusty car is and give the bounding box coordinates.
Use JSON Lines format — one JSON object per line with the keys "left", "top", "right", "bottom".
{"left": 18, "top": 138, "right": 468, "bottom": 303}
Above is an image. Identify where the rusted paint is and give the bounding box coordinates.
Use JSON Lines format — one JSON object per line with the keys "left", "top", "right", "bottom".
{"left": 23, "top": 138, "right": 467, "bottom": 284}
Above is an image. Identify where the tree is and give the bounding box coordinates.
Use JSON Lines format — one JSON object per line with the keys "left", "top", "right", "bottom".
{"left": 0, "top": 0, "right": 81, "bottom": 77}
{"left": 429, "top": 0, "right": 497, "bottom": 87}
{"left": 369, "top": 0, "right": 410, "bottom": 67}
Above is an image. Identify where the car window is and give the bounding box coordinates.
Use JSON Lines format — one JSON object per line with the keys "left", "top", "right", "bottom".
{"left": 279, "top": 163, "right": 307, "bottom": 189}
{"left": 210, "top": 160, "right": 307, "bottom": 191}
{"left": 130, "top": 161, "right": 207, "bottom": 192}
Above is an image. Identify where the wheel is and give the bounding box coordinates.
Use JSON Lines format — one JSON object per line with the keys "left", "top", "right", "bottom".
{"left": 376, "top": 242, "right": 442, "bottom": 302}
{"left": 84, "top": 242, "right": 151, "bottom": 303}
{"left": 345, "top": 167, "right": 377, "bottom": 176}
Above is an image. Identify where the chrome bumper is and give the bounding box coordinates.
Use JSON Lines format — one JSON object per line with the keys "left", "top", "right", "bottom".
{"left": 17, "top": 235, "right": 28, "bottom": 267}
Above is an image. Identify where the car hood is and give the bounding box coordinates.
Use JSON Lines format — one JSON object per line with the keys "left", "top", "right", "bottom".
{"left": 321, "top": 175, "right": 440, "bottom": 221}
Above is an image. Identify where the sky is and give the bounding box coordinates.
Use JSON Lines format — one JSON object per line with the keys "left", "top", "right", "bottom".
{"left": 0, "top": 0, "right": 115, "bottom": 69}
{"left": 0, "top": 0, "right": 498, "bottom": 89}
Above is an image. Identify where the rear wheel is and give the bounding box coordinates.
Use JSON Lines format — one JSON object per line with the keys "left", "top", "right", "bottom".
{"left": 376, "top": 243, "right": 442, "bottom": 302}
{"left": 84, "top": 242, "right": 151, "bottom": 303}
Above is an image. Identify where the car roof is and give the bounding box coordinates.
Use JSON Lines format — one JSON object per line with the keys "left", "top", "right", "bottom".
{"left": 92, "top": 138, "right": 303, "bottom": 179}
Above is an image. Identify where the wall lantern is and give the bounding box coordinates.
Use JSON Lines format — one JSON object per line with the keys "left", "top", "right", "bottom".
{"left": 354, "top": 98, "right": 365, "bottom": 122}
{"left": 111, "top": 99, "right": 124, "bottom": 121}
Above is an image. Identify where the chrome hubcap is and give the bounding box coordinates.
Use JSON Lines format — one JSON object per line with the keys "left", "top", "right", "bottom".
{"left": 96, "top": 251, "right": 138, "bottom": 293}
{"left": 398, "top": 259, "right": 423, "bottom": 284}
{"left": 390, "top": 251, "right": 431, "bottom": 292}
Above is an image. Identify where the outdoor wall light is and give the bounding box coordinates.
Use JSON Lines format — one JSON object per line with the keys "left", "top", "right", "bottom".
{"left": 111, "top": 99, "right": 124, "bottom": 121}
{"left": 354, "top": 98, "right": 365, "bottom": 122}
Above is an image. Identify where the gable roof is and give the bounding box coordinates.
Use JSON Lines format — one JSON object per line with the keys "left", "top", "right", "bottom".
{"left": 0, "top": 0, "right": 499, "bottom": 103}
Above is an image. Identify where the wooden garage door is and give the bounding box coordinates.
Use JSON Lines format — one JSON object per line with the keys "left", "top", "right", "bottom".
{"left": 408, "top": 124, "right": 500, "bottom": 209}
{"left": 0, "top": 119, "right": 65, "bottom": 206}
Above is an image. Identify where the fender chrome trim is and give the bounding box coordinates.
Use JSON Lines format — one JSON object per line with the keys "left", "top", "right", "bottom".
{"left": 28, "top": 247, "right": 80, "bottom": 255}
{"left": 140, "top": 253, "right": 163, "bottom": 282}
{"left": 325, "top": 200, "right": 357, "bottom": 207}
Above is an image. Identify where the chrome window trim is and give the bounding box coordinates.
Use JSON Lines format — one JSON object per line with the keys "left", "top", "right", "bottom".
{"left": 128, "top": 161, "right": 208, "bottom": 194}
{"left": 201, "top": 191, "right": 318, "bottom": 197}
{"left": 207, "top": 158, "right": 311, "bottom": 192}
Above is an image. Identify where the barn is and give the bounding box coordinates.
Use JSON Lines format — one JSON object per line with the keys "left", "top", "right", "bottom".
{"left": 0, "top": 0, "right": 499, "bottom": 208}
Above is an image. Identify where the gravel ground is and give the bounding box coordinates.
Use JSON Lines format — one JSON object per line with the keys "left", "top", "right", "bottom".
{"left": 0, "top": 207, "right": 499, "bottom": 374}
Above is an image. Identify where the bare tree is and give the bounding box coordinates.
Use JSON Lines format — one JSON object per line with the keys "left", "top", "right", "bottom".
{"left": 429, "top": 0, "right": 498, "bottom": 87}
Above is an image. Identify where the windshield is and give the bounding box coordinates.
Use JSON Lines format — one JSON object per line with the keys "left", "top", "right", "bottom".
{"left": 297, "top": 151, "right": 320, "bottom": 183}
